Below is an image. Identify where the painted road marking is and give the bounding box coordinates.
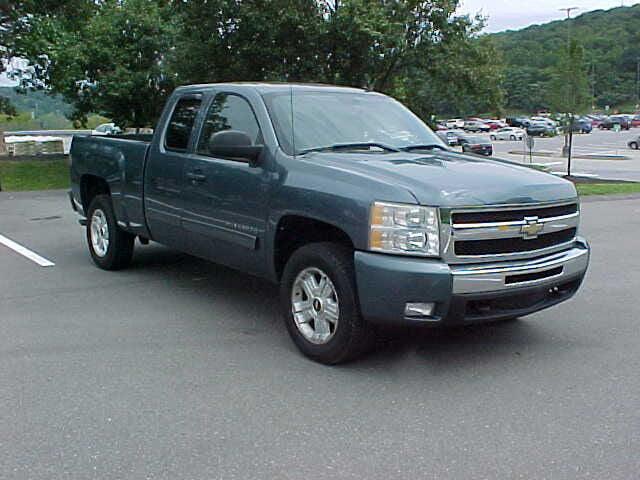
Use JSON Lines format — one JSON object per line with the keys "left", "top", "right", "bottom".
{"left": 0, "top": 234, "right": 55, "bottom": 267}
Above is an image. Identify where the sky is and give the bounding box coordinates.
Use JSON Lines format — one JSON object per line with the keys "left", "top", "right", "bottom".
{"left": 459, "top": 0, "right": 640, "bottom": 33}
{"left": 2, "top": 1, "right": 639, "bottom": 86}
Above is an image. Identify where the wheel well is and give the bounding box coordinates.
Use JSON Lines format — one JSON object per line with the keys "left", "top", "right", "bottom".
{"left": 274, "top": 216, "right": 354, "bottom": 279}
{"left": 80, "top": 175, "right": 110, "bottom": 212}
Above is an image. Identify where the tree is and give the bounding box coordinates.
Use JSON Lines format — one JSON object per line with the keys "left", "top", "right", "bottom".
{"left": 4, "top": 0, "right": 504, "bottom": 127}
{"left": 2, "top": 0, "right": 177, "bottom": 128}
{"left": 172, "top": 0, "right": 325, "bottom": 85}
{"left": 546, "top": 39, "right": 590, "bottom": 175}
{"left": 493, "top": 4, "right": 640, "bottom": 113}
{"left": 547, "top": 39, "right": 590, "bottom": 114}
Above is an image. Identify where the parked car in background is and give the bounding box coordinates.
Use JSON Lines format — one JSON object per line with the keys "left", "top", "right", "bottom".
{"left": 570, "top": 118, "right": 593, "bottom": 134}
{"left": 506, "top": 117, "right": 529, "bottom": 128}
{"left": 526, "top": 120, "right": 555, "bottom": 137}
{"left": 92, "top": 123, "right": 122, "bottom": 135}
{"left": 458, "top": 134, "right": 493, "bottom": 156}
{"left": 436, "top": 130, "right": 460, "bottom": 146}
{"left": 445, "top": 118, "right": 464, "bottom": 129}
{"left": 485, "top": 120, "right": 507, "bottom": 130}
{"left": 531, "top": 116, "right": 557, "bottom": 129}
{"left": 585, "top": 115, "right": 604, "bottom": 128}
{"left": 490, "top": 127, "right": 526, "bottom": 141}
{"left": 444, "top": 129, "right": 468, "bottom": 146}
{"left": 628, "top": 136, "right": 639, "bottom": 150}
{"left": 600, "top": 116, "right": 631, "bottom": 130}
{"left": 631, "top": 115, "right": 640, "bottom": 128}
{"left": 463, "top": 120, "right": 490, "bottom": 133}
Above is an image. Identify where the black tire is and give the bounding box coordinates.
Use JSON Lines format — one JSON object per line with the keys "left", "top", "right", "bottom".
{"left": 631, "top": 142, "right": 639, "bottom": 150}
{"left": 280, "top": 242, "right": 374, "bottom": 364}
{"left": 490, "top": 135, "right": 496, "bottom": 141}
{"left": 86, "top": 194, "right": 134, "bottom": 270}
{"left": 510, "top": 135, "right": 516, "bottom": 141}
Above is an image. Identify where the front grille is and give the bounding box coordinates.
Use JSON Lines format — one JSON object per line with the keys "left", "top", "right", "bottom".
{"left": 452, "top": 203, "right": 578, "bottom": 225}
{"left": 455, "top": 228, "right": 577, "bottom": 256}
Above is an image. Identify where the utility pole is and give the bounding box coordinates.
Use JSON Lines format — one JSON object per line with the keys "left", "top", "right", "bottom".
{"left": 636, "top": 57, "right": 640, "bottom": 108}
{"left": 559, "top": 7, "right": 579, "bottom": 47}
{"left": 591, "top": 60, "right": 596, "bottom": 111}
{"left": 559, "top": 7, "right": 579, "bottom": 177}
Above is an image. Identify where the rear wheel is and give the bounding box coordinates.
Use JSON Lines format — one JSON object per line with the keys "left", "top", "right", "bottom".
{"left": 490, "top": 135, "right": 496, "bottom": 141}
{"left": 280, "top": 242, "right": 374, "bottom": 364}
{"left": 631, "top": 142, "right": 639, "bottom": 150}
{"left": 86, "top": 195, "right": 134, "bottom": 270}
{"left": 510, "top": 135, "right": 516, "bottom": 141}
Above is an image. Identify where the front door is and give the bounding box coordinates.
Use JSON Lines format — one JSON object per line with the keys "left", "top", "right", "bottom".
{"left": 181, "top": 92, "right": 271, "bottom": 276}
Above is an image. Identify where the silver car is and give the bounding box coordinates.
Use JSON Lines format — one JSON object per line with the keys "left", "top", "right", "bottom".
{"left": 490, "top": 127, "right": 525, "bottom": 141}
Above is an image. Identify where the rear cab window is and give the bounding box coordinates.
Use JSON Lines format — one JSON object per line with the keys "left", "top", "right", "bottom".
{"left": 165, "top": 96, "right": 202, "bottom": 151}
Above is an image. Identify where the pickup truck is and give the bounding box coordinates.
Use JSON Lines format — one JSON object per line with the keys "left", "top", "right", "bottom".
{"left": 69, "top": 83, "right": 590, "bottom": 364}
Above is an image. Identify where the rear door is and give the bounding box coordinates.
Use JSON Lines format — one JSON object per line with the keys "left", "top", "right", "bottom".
{"left": 144, "top": 94, "right": 202, "bottom": 248}
{"left": 181, "top": 91, "right": 271, "bottom": 276}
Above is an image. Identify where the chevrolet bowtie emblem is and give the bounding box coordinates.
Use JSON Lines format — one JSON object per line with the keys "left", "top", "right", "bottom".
{"left": 521, "top": 216, "right": 544, "bottom": 239}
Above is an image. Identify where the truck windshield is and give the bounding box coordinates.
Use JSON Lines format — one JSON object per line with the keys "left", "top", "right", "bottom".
{"left": 262, "top": 90, "right": 445, "bottom": 156}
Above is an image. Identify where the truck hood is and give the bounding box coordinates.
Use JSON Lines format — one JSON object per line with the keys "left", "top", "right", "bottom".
{"left": 303, "top": 150, "right": 577, "bottom": 207}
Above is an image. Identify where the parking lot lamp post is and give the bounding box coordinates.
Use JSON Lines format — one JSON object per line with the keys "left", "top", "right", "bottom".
{"left": 559, "top": 7, "right": 579, "bottom": 176}
{"left": 636, "top": 57, "right": 640, "bottom": 108}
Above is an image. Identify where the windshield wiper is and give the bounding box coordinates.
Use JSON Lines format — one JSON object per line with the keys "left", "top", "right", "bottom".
{"left": 299, "top": 142, "right": 400, "bottom": 155}
{"left": 399, "top": 144, "right": 449, "bottom": 152}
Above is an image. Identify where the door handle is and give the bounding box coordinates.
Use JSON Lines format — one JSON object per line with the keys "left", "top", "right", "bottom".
{"left": 186, "top": 171, "right": 207, "bottom": 183}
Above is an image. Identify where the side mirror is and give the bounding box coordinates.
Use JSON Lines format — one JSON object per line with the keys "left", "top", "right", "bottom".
{"left": 208, "top": 130, "right": 263, "bottom": 165}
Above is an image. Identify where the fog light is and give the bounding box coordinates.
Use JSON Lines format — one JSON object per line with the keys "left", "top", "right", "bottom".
{"left": 404, "top": 302, "right": 436, "bottom": 318}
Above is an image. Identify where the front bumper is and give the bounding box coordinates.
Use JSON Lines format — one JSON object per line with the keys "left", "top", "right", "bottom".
{"left": 354, "top": 238, "right": 589, "bottom": 326}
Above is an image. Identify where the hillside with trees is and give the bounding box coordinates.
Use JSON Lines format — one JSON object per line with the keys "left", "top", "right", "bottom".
{"left": 492, "top": 4, "right": 640, "bottom": 113}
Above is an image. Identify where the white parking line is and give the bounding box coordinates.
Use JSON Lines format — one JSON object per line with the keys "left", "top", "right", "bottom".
{"left": 0, "top": 234, "right": 55, "bottom": 267}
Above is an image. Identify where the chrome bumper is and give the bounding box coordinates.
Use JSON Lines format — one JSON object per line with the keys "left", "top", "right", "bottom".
{"left": 451, "top": 240, "right": 589, "bottom": 294}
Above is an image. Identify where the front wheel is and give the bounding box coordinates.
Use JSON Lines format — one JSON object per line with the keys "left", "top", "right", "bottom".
{"left": 510, "top": 135, "right": 517, "bottom": 141}
{"left": 86, "top": 195, "right": 135, "bottom": 270}
{"left": 630, "top": 142, "right": 639, "bottom": 150}
{"left": 490, "top": 135, "right": 496, "bottom": 141}
{"left": 280, "top": 242, "right": 374, "bottom": 364}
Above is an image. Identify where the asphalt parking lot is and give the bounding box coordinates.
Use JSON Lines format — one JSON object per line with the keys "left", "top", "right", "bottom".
{"left": 2, "top": 189, "right": 640, "bottom": 479}
{"left": 473, "top": 128, "right": 640, "bottom": 181}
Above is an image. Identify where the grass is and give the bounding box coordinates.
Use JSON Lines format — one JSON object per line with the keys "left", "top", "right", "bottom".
{"left": 0, "top": 159, "right": 69, "bottom": 191}
{"left": 1, "top": 157, "right": 640, "bottom": 198}
{"left": 576, "top": 183, "right": 640, "bottom": 196}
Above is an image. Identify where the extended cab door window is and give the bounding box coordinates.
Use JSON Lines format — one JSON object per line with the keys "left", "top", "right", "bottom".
{"left": 165, "top": 97, "right": 202, "bottom": 151}
{"left": 197, "top": 93, "right": 262, "bottom": 158}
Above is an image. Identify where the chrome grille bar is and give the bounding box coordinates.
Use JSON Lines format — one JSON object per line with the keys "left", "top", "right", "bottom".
{"left": 440, "top": 201, "right": 580, "bottom": 264}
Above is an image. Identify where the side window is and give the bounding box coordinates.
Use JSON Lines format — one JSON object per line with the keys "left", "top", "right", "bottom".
{"left": 165, "top": 97, "right": 201, "bottom": 151}
{"left": 197, "top": 93, "right": 261, "bottom": 155}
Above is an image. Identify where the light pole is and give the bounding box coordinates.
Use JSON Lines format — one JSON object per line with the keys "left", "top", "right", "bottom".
{"left": 559, "top": 7, "right": 579, "bottom": 47}
{"left": 559, "top": 7, "right": 579, "bottom": 177}
{"left": 636, "top": 57, "right": 640, "bottom": 108}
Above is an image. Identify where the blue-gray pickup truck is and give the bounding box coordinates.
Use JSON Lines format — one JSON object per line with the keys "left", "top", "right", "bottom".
{"left": 69, "top": 83, "right": 590, "bottom": 364}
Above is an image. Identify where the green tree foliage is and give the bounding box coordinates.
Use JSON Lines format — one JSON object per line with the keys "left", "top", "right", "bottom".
{"left": 3, "top": 0, "right": 504, "bottom": 126}
{"left": 493, "top": 4, "right": 640, "bottom": 112}
{"left": 321, "top": 1, "right": 504, "bottom": 117}
{"left": 3, "top": 0, "right": 178, "bottom": 128}
{"left": 547, "top": 40, "right": 590, "bottom": 114}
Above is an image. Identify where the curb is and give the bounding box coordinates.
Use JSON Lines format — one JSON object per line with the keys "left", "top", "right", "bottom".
{"left": 580, "top": 192, "right": 640, "bottom": 202}
{"left": 507, "top": 150, "right": 630, "bottom": 161}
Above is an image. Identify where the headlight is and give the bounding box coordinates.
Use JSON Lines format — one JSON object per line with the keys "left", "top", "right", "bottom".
{"left": 369, "top": 202, "right": 440, "bottom": 257}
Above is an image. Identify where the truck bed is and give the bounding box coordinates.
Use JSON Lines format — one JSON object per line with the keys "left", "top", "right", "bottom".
{"left": 70, "top": 134, "right": 152, "bottom": 237}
